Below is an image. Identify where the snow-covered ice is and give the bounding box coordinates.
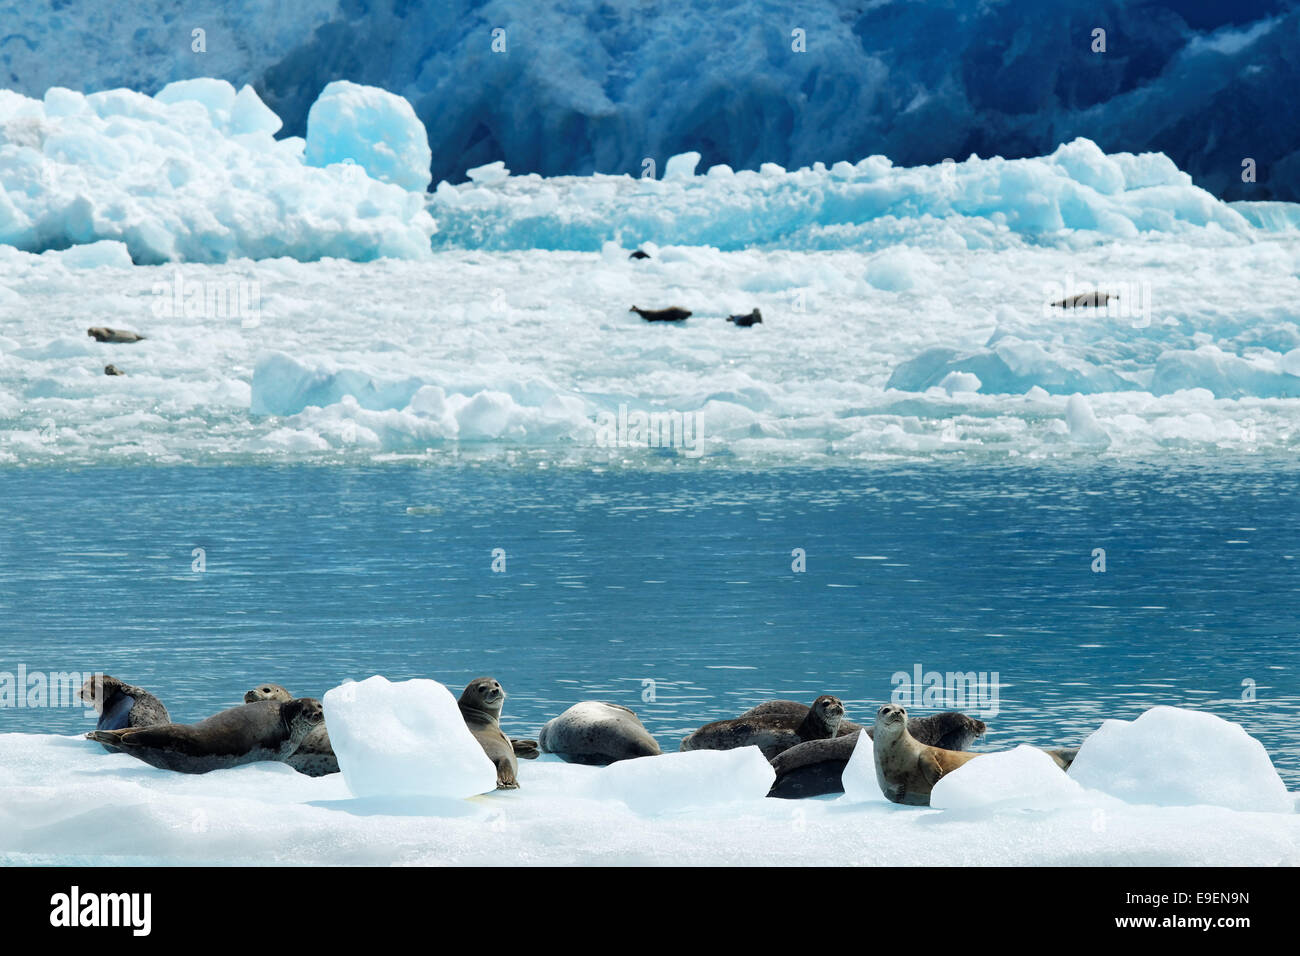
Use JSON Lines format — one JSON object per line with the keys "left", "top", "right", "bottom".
{"left": 0, "top": 705, "right": 1294, "bottom": 865}
{"left": 584, "top": 747, "right": 774, "bottom": 814}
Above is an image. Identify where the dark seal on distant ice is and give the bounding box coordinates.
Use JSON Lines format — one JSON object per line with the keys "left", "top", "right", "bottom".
{"left": 87, "top": 327, "right": 145, "bottom": 343}
{"left": 630, "top": 305, "right": 691, "bottom": 322}
{"left": 1050, "top": 291, "right": 1114, "bottom": 309}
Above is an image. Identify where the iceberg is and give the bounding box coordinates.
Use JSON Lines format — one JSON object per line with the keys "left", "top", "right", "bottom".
{"left": 0, "top": 80, "right": 435, "bottom": 263}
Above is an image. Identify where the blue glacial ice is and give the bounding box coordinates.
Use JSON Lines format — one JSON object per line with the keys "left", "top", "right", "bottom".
{"left": 0, "top": 79, "right": 434, "bottom": 263}
{"left": 2, "top": 1, "right": 1296, "bottom": 202}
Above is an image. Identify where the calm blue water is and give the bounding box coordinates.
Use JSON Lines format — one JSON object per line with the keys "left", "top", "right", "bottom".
{"left": 2, "top": 461, "right": 1297, "bottom": 786}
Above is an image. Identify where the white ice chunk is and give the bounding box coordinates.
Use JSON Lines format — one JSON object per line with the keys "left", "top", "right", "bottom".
{"left": 839, "top": 729, "right": 888, "bottom": 803}
{"left": 939, "top": 371, "right": 981, "bottom": 394}
{"left": 931, "top": 745, "right": 1090, "bottom": 811}
{"left": 1065, "top": 393, "right": 1110, "bottom": 447}
{"left": 305, "top": 80, "right": 432, "bottom": 193}
{"left": 663, "top": 151, "right": 701, "bottom": 180}
{"left": 47, "top": 240, "right": 133, "bottom": 269}
{"left": 466, "top": 161, "right": 509, "bottom": 184}
{"left": 1069, "top": 706, "right": 1292, "bottom": 813}
{"left": 322, "top": 675, "right": 497, "bottom": 799}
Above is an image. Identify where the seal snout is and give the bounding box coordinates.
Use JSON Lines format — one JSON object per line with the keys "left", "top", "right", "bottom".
{"left": 876, "top": 703, "right": 906, "bottom": 725}
{"left": 816, "top": 696, "right": 845, "bottom": 721}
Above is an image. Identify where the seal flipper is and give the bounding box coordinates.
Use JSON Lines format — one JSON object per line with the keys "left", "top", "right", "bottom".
{"left": 511, "top": 738, "right": 540, "bottom": 759}
{"left": 96, "top": 693, "right": 137, "bottom": 731}
{"left": 494, "top": 757, "right": 519, "bottom": 790}
{"left": 86, "top": 729, "right": 127, "bottom": 748}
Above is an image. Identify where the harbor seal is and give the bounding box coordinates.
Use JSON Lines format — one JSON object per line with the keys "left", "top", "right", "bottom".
{"left": 872, "top": 703, "right": 981, "bottom": 805}
{"left": 538, "top": 701, "right": 661, "bottom": 765}
{"left": 680, "top": 695, "right": 845, "bottom": 760}
{"left": 726, "top": 308, "right": 762, "bottom": 327}
{"left": 458, "top": 677, "right": 518, "bottom": 790}
{"left": 243, "top": 683, "right": 338, "bottom": 777}
{"left": 1044, "top": 746, "right": 1079, "bottom": 770}
{"left": 1050, "top": 291, "right": 1114, "bottom": 309}
{"left": 86, "top": 698, "right": 325, "bottom": 774}
{"left": 767, "top": 711, "right": 988, "bottom": 799}
{"left": 78, "top": 675, "right": 170, "bottom": 751}
{"left": 103, "top": 364, "right": 124, "bottom": 376}
{"left": 630, "top": 305, "right": 691, "bottom": 322}
{"left": 87, "top": 327, "right": 145, "bottom": 343}
{"left": 739, "top": 699, "right": 863, "bottom": 737}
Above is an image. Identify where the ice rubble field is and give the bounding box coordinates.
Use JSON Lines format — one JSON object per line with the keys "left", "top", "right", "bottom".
{"left": 0, "top": 680, "right": 1295, "bottom": 866}
{"left": 1, "top": 78, "right": 1299, "bottom": 464}
{"left": 2, "top": 79, "right": 1300, "bottom": 465}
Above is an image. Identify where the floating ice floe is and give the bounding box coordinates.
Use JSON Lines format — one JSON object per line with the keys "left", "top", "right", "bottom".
{"left": 0, "top": 705, "right": 1294, "bottom": 865}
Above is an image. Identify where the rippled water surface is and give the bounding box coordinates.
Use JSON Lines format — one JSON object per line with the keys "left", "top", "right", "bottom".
{"left": 2, "top": 461, "right": 1297, "bottom": 785}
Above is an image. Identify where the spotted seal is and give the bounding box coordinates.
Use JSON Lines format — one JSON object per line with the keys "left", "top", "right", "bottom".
{"left": 86, "top": 698, "right": 325, "bottom": 774}
{"left": 630, "top": 306, "right": 691, "bottom": 322}
{"left": 872, "top": 703, "right": 984, "bottom": 805}
{"left": 243, "top": 683, "right": 338, "bottom": 777}
{"left": 1050, "top": 291, "right": 1115, "bottom": 309}
{"left": 538, "top": 701, "right": 661, "bottom": 765}
{"left": 78, "top": 674, "right": 170, "bottom": 752}
{"left": 87, "top": 327, "right": 146, "bottom": 343}
{"left": 726, "top": 308, "right": 762, "bottom": 327}
{"left": 680, "top": 695, "right": 845, "bottom": 761}
{"left": 458, "top": 677, "right": 519, "bottom": 790}
{"left": 768, "top": 711, "right": 988, "bottom": 799}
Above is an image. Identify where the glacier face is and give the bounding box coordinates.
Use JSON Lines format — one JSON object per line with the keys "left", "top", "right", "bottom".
{"left": 0, "top": 0, "right": 1296, "bottom": 199}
